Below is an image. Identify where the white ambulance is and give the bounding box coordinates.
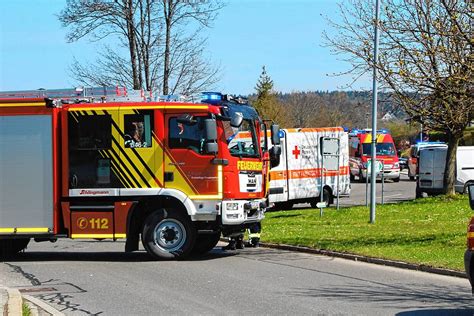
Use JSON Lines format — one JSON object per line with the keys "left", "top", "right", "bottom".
{"left": 268, "top": 127, "right": 351, "bottom": 209}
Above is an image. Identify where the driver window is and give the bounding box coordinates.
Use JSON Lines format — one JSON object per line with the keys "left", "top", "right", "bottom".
{"left": 169, "top": 117, "right": 206, "bottom": 154}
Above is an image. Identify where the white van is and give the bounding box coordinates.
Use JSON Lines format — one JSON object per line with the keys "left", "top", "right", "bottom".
{"left": 455, "top": 146, "right": 474, "bottom": 193}
{"left": 416, "top": 146, "right": 474, "bottom": 197}
{"left": 416, "top": 147, "right": 447, "bottom": 197}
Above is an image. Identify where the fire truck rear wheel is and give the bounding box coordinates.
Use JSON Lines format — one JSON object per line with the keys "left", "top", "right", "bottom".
{"left": 142, "top": 209, "right": 196, "bottom": 260}
{"left": 0, "top": 238, "right": 30, "bottom": 257}
{"left": 191, "top": 232, "right": 221, "bottom": 255}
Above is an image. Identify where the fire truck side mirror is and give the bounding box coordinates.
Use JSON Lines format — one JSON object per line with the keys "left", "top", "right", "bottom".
{"left": 203, "top": 119, "right": 218, "bottom": 155}
{"left": 468, "top": 184, "right": 474, "bottom": 210}
{"left": 204, "top": 119, "right": 217, "bottom": 141}
{"left": 271, "top": 124, "right": 280, "bottom": 145}
{"left": 230, "top": 112, "right": 243, "bottom": 128}
{"left": 269, "top": 145, "right": 281, "bottom": 168}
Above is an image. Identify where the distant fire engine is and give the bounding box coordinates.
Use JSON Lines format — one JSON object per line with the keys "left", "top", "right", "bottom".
{"left": 348, "top": 129, "right": 400, "bottom": 182}
{"left": 0, "top": 87, "right": 281, "bottom": 259}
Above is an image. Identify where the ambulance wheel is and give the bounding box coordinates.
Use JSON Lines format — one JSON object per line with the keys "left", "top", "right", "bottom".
{"left": 358, "top": 171, "right": 365, "bottom": 183}
{"left": 142, "top": 209, "right": 196, "bottom": 260}
{"left": 191, "top": 232, "right": 221, "bottom": 255}
{"left": 312, "top": 188, "right": 331, "bottom": 208}
{"left": 0, "top": 238, "right": 30, "bottom": 257}
{"left": 393, "top": 176, "right": 400, "bottom": 183}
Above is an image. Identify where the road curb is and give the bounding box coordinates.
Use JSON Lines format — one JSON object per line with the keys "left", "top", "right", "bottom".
{"left": 6, "top": 288, "right": 22, "bottom": 316}
{"left": 23, "top": 294, "right": 65, "bottom": 316}
{"left": 259, "top": 242, "right": 466, "bottom": 279}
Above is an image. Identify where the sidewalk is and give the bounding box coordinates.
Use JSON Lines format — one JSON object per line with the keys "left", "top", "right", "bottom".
{"left": 0, "top": 285, "right": 64, "bottom": 316}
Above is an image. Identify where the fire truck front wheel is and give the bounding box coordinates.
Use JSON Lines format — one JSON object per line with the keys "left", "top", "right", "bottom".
{"left": 191, "top": 232, "right": 221, "bottom": 255}
{"left": 0, "top": 238, "right": 30, "bottom": 257}
{"left": 142, "top": 209, "right": 196, "bottom": 260}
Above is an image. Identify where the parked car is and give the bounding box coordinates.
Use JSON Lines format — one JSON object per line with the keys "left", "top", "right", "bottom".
{"left": 408, "top": 142, "right": 447, "bottom": 181}
{"left": 399, "top": 157, "right": 408, "bottom": 171}
{"left": 464, "top": 183, "right": 474, "bottom": 294}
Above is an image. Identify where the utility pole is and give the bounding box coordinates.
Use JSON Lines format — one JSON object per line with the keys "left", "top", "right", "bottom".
{"left": 370, "top": 0, "right": 381, "bottom": 224}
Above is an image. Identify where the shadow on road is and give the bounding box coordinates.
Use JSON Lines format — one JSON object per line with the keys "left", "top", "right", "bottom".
{"left": 287, "top": 283, "right": 472, "bottom": 311}
{"left": 396, "top": 309, "right": 474, "bottom": 316}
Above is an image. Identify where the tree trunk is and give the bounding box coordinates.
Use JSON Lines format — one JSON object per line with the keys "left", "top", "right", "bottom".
{"left": 162, "top": 0, "right": 173, "bottom": 95}
{"left": 444, "top": 132, "right": 460, "bottom": 195}
{"left": 125, "top": 0, "right": 140, "bottom": 90}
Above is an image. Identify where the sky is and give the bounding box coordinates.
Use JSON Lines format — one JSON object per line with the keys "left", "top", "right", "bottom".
{"left": 0, "top": 0, "right": 372, "bottom": 95}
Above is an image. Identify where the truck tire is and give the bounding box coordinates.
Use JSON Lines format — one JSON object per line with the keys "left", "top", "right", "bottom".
{"left": 141, "top": 209, "right": 196, "bottom": 260}
{"left": 191, "top": 232, "right": 221, "bottom": 255}
{"left": 0, "top": 238, "right": 30, "bottom": 257}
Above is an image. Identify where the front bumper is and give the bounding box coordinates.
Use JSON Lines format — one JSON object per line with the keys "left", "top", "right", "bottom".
{"left": 465, "top": 250, "right": 474, "bottom": 292}
{"left": 221, "top": 199, "right": 266, "bottom": 225}
{"left": 362, "top": 168, "right": 400, "bottom": 179}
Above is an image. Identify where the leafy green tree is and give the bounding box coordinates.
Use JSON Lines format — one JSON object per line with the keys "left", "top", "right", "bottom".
{"left": 324, "top": 0, "right": 473, "bottom": 194}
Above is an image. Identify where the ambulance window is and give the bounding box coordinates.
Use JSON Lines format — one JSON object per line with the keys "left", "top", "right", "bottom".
{"left": 169, "top": 117, "right": 206, "bottom": 154}
{"left": 124, "top": 112, "right": 153, "bottom": 148}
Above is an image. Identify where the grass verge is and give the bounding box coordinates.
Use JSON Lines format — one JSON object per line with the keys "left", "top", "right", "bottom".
{"left": 262, "top": 195, "right": 471, "bottom": 271}
{"left": 22, "top": 302, "right": 31, "bottom": 316}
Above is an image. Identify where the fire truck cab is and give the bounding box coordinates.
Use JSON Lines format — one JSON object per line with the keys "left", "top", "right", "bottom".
{"left": 0, "top": 88, "right": 280, "bottom": 259}
{"left": 348, "top": 129, "right": 400, "bottom": 182}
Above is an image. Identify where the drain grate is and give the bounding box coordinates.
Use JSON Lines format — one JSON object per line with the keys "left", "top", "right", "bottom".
{"left": 18, "top": 287, "right": 57, "bottom": 293}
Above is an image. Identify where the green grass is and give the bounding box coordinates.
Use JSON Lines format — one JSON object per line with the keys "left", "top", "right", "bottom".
{"left": 262, "top": 195, "right": 472, "bottom": 271}
{"left": 22, "top": 303, "right": 31, "bottom": 316}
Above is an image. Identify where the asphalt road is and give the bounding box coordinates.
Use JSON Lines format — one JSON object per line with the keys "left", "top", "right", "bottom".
{"left": 339, "top": 170, "right": 417, "bottom": 207}
{"left": 1, "top": 239, "right": 472, "bottom": 315}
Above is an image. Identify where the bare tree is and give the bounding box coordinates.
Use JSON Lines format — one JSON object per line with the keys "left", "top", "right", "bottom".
{"left": 324, "top": 0, "right": 473, "bottom": 194}
{"left": 59, "top": 0, "right": 223, "bottom": 94}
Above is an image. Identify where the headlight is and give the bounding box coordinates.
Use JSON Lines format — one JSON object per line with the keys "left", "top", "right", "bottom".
{"left": 362, "top": 162, "right": 368, "bottom": 168}
{"left": 394, "top": 162, "right": 399, "bottom": 168}
{"left": 226, "top": 202, "right": 239, "bottom": 211}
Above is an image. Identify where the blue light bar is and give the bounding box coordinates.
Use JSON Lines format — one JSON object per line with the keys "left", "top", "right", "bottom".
{"left": 201, "top": 92, "right": 222, "bottom": 104}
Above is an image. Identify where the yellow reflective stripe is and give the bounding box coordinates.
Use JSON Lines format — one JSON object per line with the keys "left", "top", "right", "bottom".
{"left": 0, "top": 228, "right": 50, "bottom": 233}
{"left": 467, "top": 232, "right": 474, "bottom": 238}
{"left": 188, "top": 165, "right": 223, "bottom": 200}
{"left": 71, "top": 234, "right": 127, "bottom": 239}
{"left": 16, "top": 228, "right": 50, "bottom": 233}
{"left": 0, "top": 102, "right": 46, "bottom": 107}
{"left": 69, "top": 105, "right": 209, "bottom": 111}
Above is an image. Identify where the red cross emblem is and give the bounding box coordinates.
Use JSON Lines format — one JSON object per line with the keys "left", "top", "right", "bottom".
{"left": 292, "top": 145, "right": 301, "bottom": 159}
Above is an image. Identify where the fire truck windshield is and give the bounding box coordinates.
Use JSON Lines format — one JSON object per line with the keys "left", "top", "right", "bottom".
{"left": 362, "top": 143, "right": 396, "bottom": 156}
{"left": 224, "top": 120, "right": 259, "bottom": 158}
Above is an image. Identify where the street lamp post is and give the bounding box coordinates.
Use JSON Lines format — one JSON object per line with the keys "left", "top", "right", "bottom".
{"left": 370, "top": 0, "right": 381, "bottom": 224}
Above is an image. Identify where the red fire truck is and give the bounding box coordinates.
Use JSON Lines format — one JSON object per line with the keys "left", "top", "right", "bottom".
{"left": 0, "top": 87, "right": 280, "bottom": 259}
{"left": 348, "top": 129, "right": 400, "bottom": 182}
